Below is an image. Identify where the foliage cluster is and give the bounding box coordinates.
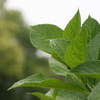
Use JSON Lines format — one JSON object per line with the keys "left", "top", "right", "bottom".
{"left": 9, "top": 10, "right": 100, "bottom": 100}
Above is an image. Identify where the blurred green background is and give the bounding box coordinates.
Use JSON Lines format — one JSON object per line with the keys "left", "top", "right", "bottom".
{"left": 0, "top": 0, "right": 55, "bottom": 100}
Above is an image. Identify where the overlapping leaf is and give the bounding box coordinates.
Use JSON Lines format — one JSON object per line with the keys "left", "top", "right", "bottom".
{"left": 29, "top": 92, "right": 54, "bottom": 100}
{"left": 49, "top": 57, "right": 68, "bottom": 76}
{"left": 88, "top": 81, "right": 100, "bottom": 100}
{"left": 62, "top": 10, "right": 81, "bottom": 41}
{"left": 87, "top": 32, "right": 100, "bottom": 61}
{"left": 30, "top": 24, "right": 63, "bottom": 54}
{"left": 66, "top": 74, "right": 85, "bottom": 86}
{"left": 51, "top": 52, "right": 66, "bottom": 64}
{"left": 64, "top": 28, "right": 87, "bottom": 68}
{"left": 70, "top": 61, "right": 100, "bottom": 79}
{"left": 46, "top": 89, "right": 58, "bottom": 99}
{"left": 82, "top": 16, "right": 100, "bottom": 43}
{"left": 66, "top": 74, "right": 88, "bottom": 93}
{"left": 50, "top": 39, "right": 70, "bottom": 60}
{"left": 56, "top": 90, "right": 87, "bottom": 100}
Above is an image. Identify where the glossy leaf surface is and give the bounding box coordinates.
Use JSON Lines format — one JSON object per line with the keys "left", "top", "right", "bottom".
{"left": 8, "top": 73, "right": 85, "bottom": 94}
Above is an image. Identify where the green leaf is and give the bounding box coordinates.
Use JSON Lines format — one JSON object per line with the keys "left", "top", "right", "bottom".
{"left": 56, "top": 90, "right": 87, "bottom": 100}
{"left": 66, "top": 74, "right": 85, "bottom": 86}
{"left": 49, "top": 57, "right": 68, "bottom": 76}
{"left": 62, "top": 10, "right": 81, "bottom": 41}
{"left": 88, "top": 81, "right": 100, "bottom": 100}
{"left": 87, "top": 32, "right": 100, "bottom": 61}
{"left": 66, "top": 74, "right": 89, "bottom": 93}
{"left": 8, "top": 73, "right": 85, "bottom": 94}
{"left": 82, "top": 16, "right": 100, "bottom": 43}
{"left": 30, "top": 24, "right": 63, "bottom": 54}
{"left": 50, "top": 39, "right": 71, "bottom": 60}
{"left": 8, "top": 73, "right": 48, "bottom": 90}
{"left": 98, "top": 49, "right": 100, "bottom": 60}
{"left": 46, "top": 89, "right": 54, "bottom": 97}
{"left": 46, "top": 89, "right": 58, "bottom": 99}
{"left": 87, "top": 77, "right": 99, "bottom": 88}
{"left": 64, "top": 28, "right": 87, "bottom": 68}
{"left": 70, "top": 61, "right": 100, "bottom": 79}
{"left": 52, "top": 52, "right": 66, "bottom": 65}
{"left": 29, "top": 89, "right": 59, "bottom": 100}
{"left": 29, "top": 92, "right": 54, "bottom": 100}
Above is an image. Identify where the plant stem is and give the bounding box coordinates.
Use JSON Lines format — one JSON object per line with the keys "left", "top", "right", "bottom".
{"left": 85, "top": 83, "right": 92, "bottom": 93}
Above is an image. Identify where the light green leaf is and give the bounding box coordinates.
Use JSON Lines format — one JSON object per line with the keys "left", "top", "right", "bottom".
{"left": 8, "top": 73, "right": 48, "bottom": 90}
{"left": 64, "top": 28, "right": 87, "bottom": 68}
{"left": 50, "top": 39, "right": 71, "bottom": 60}
{"left": 62, "top": 10, "right": 81, "bottom": 41}
{"left": 88, "top": 81, "right": 100, "bottom": 100}
{"left": 87, "top": 32, "right": 100, "bottom": 61}
{"left": 49, "top": 57, "right": 68, "bottom": 76}
{"left": 56, "top": 90, "right": 87, "bottom": 100}
{"left": 70, "top": 61, "right": 100, "bottom": 79}
{"left": 30, "top": 24, "right": 63, "bottom": 54}
{"left": 29, "top": 92, "right": 54, "bottom": 100}
{"left": 46, "top": 89, "right": 58, "bottom": 99}
{"left": 46, "top": 89, "right": 55, "bottom": 97}
{"left": 8, "top": 73, "right": 85, "bottom": 94}
{"left": 82, "top": 16, "right": 100, "bottom": 43}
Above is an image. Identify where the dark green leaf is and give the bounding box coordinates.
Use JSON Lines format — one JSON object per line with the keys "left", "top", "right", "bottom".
{"left": 66, "top": 74, "right": 85, "bottom": 86}
{"left": 56, "top": 90, "right": 87, "bottom": 100}
{"left": 30, "top": 24, "right": 63, "bottom": 54}
{"left": 62, "top": 10, "right": 81, "bottom": 41}
{"left": 87, "top": 32, "right": 100, "bottom": 61}
{"left": 82, "top": 16, "right": 100, "bottom": 43}
{"left": 66, "top": 74, "right": 89, "bottom": 93}
{"left": 64, "top": 28, "right": 87, "bottom": 68}
{"left": 88, "top": 81, "right": 100, "bottom": 100}
{"left": 87, "top": 77, "right": 99, "bottom": 88}
{"left": 70, "top": 61, "right": 100, "bottom": 79}
{"left": 49, "top": 57, "right": 68, "bottom": 76}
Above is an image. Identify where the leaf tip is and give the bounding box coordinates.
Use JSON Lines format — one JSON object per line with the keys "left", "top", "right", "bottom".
{"left": 77, "top": 8, "right": 80, "bottom": 12}
{"left": 88, "top": 15, "right": 91, "bottom": 18}
{"left": 76, "top": 8, "right": 80, "bottom": 15}
{"left": 7, "top": 87, "right": 12, "bottom": 91}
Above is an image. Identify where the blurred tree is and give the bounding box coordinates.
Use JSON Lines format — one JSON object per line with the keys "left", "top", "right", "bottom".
{"left": 0, "top": 0, "right": 51, "bottom": 100}
{"left": 0, "top": 8, "right": 25, "bottom": 78}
